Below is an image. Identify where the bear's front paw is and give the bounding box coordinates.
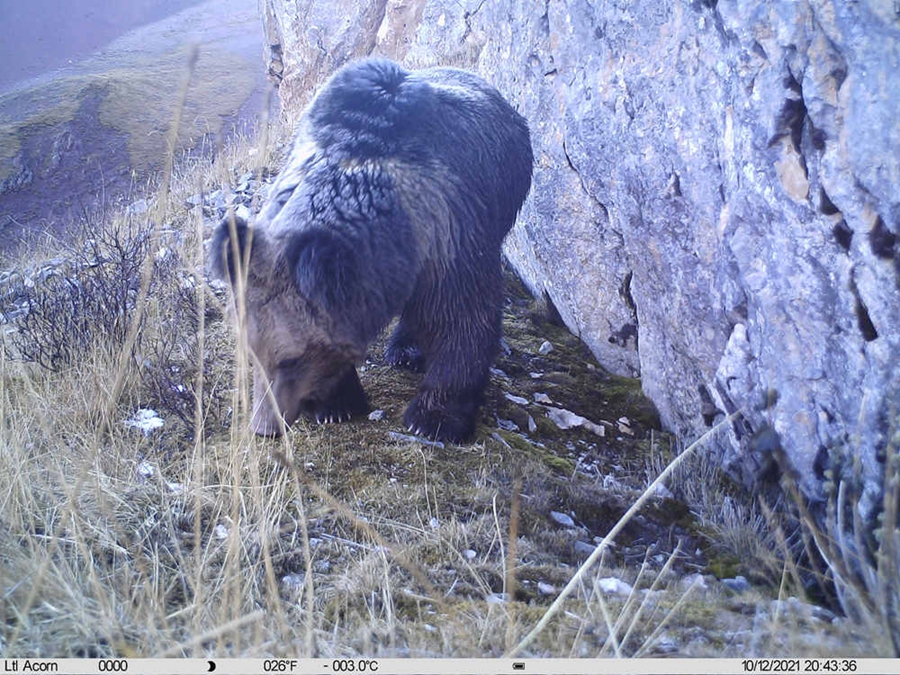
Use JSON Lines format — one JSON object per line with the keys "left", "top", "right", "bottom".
{"left": 301, "top": 367, "right": 370, "bottom": 424}
{"left": 402, "top": 392, "right": 478, "bottom": 444}
{"left": 303, "top": 395, "right": 370, "bottom": 425}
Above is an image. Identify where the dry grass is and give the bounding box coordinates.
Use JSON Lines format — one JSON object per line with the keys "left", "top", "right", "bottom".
{"left": 1, "top": 97, "right": 896, "bottom": 660}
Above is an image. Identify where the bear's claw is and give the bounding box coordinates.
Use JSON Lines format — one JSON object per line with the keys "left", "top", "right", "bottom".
{"left": 402, "top": 392, "right": 477, "bottom": 444}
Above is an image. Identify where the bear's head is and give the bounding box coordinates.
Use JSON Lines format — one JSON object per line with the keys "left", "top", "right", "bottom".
{"left": 209, "top": 214, "right": 367, "bottom": 436}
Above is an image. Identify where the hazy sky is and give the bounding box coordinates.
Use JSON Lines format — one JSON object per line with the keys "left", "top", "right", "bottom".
{"left": 0, "top": 0, "right": 204, "bottom": 92}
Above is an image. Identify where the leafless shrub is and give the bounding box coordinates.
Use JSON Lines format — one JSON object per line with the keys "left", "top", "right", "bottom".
{"left": 3, "top": 218, "right": 155, "bottom": 370}
{"left": 2, "top": 214, "right": 231, "bottom": 435}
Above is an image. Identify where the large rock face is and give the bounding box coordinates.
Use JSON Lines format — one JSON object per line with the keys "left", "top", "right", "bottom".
{"left": 260, "top": 0, "right": 899, "bottom": 515}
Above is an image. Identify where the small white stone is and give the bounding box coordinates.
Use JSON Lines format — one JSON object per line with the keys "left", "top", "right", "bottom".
{"left": 722, "top": 575, "right": 751, "bottom": 593}
{"left": 599, "top": 577, "right": 633, "bottom": 596}
{"left": 213, "top": 524, "right": 229, "bottom": 539}
{"left": 234, "top": 204, "right": 252, "bottom": 222}
{"left": 546, "top": 407, "right": 605, "bottom": 437}
{"left": 127, "top": 198, "right": 150, "bottom": 215}
{"left": 533, "top": 392, "right": 553, "bottom": 404}
{"left": 680, "top": 573, "right": 708, "bottom": 590}
{"left": 504, "top": 393, "right": 529, "bottom": 405}
{"left": 463, "top": 549, "right": 477, "bottom": 560}
{"left": 537, "top": 581, "right": 556, "bottom": 595}
{"left": 617, "top": 417, "right": 634, "bottom": 435}
{"left": 282, "top": 573, "right": 305, "bottom": 591}
{"left": 136, "top": 460, "right": 155, "bottom": 479}
{"left": 368, "top": 409, "right": 386, "bottom": 421}
{"left": 538, "top": 340, "right": 554, "bottom": 355}
{"left": 550, "top": 510, "right": 576, "bottom": 527}
{"left": 497, "top": 418, "right": 518, "bottom": 431}
{"left": 124, "top": 409, "right": 164, "bottom": 436}
{"left": 546, "top": 407, "right": 584, "bottom": 430}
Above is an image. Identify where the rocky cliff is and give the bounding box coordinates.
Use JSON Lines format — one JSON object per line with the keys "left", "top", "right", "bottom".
{"left": 260, "top": 0, "right": 899, "bottom": 516}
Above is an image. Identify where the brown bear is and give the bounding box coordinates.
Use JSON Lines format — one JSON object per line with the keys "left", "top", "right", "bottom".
{"left": 211, "top": 57, "right": 533, "bottom": 442}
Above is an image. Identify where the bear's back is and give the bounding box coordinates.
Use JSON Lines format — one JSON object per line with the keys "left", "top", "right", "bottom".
{"left": 306, "top": 59, "right": 532, "bottom": 237}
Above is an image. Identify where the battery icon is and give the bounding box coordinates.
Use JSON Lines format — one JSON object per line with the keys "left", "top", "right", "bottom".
{"left": 512, "top": 663, "right": 525, "bottom": 671}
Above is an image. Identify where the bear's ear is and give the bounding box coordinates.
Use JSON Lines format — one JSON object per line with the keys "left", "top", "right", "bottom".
{"left": 286, "top": 229, "right": 361, "bottom": 313}
{"left": 210, "top": 215, "right": 252, "bottom": 286}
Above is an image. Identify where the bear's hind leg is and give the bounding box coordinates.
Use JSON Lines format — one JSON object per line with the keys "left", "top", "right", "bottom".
{"left": 302, "top": 365, "right": 370, "bottom": 424}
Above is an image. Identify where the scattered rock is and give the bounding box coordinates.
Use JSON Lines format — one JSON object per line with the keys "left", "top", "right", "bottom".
{"left": 680, "top": 573, "right": 708, "bottom": 591}
{"left": 574, "top": 540, "right": 596, "bottom": 557}
{"left": 650, "top": 633, "right": 679, "bottom": 654}
{"left": 771, "top": 597, "right": 837, "bottom": 623}
{"left": 537, "top": 581, "right": 556, "bottom": 595}
{"left": 136, "top": 460, "right": 155, "bottom": 480}
{"left": 124, "top": 409, "right": 165, "bottom": 436}
{"left": 545, "top": 406, "right": 605, "bottom": 437}
{"left": 550, "top": 510, "right": 576, "bottom": 528}
{"left": 233, "top": 204, "right": 252, "bottom": 222}
{"left": 206, "top": 189, "right": 227, "bottom": 214}
{"left": 127, "top": 198, "right": 151, "bottom": 215}
{"left": 368, "top": 409, "right": 386, "bottom": 421}
{"left": 490, "top": 432, "right": 511, "bottom": 448}
{"left": 599, "top": 577, "right": 633, "bottom": 596}
{"left": 497, "top": 418, "right": 519, "bottom": 432}
{"left": 538, "top": 340, "right": 554, "bottom": 355}
{"left": 504, "top": 392, "right": 529, "bottom": 405}
{"left": 533, "top": 392, "right": 552, "bottom": 404}
{"left": 282, "top": 573, "right": 305, "bottom": 591}
{"left": 722, "top": 576, "right": 751, "bottom": 593}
